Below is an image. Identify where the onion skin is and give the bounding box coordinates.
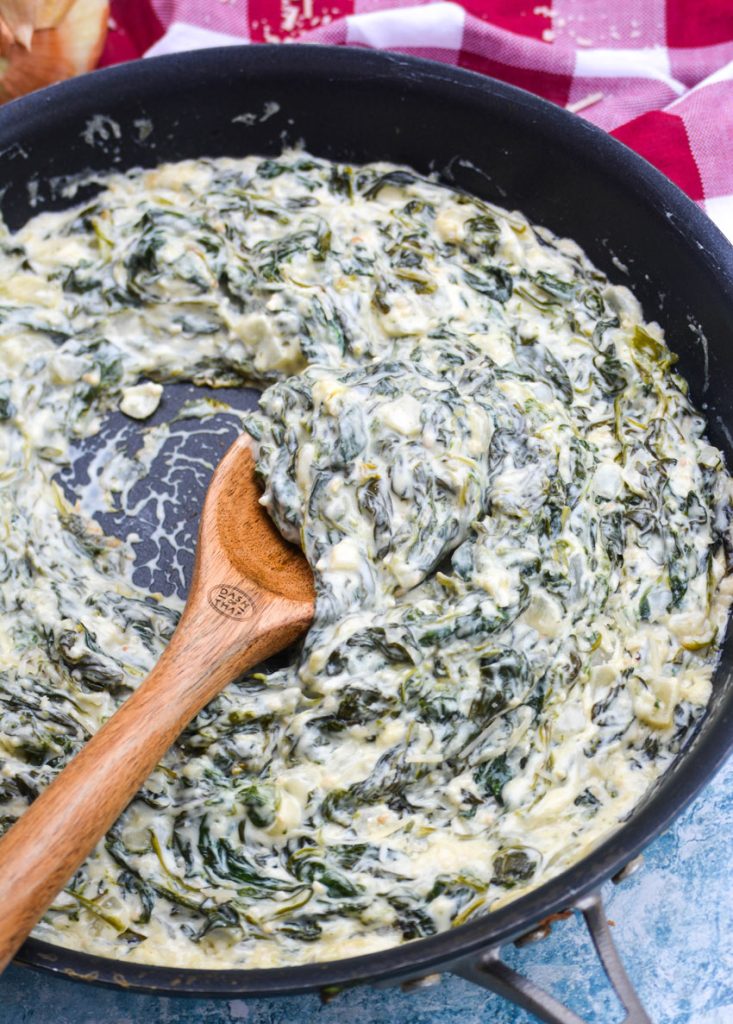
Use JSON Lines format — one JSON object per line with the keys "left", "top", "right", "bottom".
{"left": 0, "top": 0, "right": 107, "bottom": 104}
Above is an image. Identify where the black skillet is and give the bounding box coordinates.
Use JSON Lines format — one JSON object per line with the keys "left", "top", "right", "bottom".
{"left": 2, "top": 45, "right": 733, "bottom": 1024}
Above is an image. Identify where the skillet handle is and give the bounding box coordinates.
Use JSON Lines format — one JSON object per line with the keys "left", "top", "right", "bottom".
{"left": 456, "top": 890, "right": 653, "bottom": 1024}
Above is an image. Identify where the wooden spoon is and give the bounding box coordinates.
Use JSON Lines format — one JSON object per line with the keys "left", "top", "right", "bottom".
{"left": 0, "top": 433, "right": 315, "bottom": 972}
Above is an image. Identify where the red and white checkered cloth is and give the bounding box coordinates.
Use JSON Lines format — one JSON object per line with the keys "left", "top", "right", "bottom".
{"left": 100, "top": 0, "right": 733, "bottom": 242}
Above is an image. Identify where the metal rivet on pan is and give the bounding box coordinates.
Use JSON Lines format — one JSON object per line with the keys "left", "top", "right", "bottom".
{"left": 612, "top": 854, "right": 644, "bottom": 884}
{"left": 514, "top": 922, "right": 553, "bottom": 947}
{"left": 514, "top": 909, "right": 573, "bottom": 947}
{"left": 400, "top": 973, "right": 442, "bottom": 993}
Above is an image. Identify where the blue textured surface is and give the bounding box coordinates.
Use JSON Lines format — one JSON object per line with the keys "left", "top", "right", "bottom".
{"left": 2, "top": 757, "right": 732, "bottom": 1024}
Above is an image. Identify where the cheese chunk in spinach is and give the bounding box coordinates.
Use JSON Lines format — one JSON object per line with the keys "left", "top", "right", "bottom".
{"left": 0, "top": 151, "right": 730, "bottom": 969}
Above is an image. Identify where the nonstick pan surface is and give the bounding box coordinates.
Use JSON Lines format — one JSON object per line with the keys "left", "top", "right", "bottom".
{"left": 2, "top": 44, "right": 733, "bottom": 1003}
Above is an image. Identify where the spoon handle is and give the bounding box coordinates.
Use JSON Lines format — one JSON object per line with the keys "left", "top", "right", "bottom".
{"left": 0, "top": 585, "right": 309, "bottom": 973}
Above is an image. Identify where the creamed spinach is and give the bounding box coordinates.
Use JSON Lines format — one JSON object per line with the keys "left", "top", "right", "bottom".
{"left": 0, "top": 151, "right": 730, "bottom": 967}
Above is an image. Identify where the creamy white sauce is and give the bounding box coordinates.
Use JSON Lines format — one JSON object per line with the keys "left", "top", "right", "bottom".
{"left": 0, "top": 151, "right": 729, "bottom": 969}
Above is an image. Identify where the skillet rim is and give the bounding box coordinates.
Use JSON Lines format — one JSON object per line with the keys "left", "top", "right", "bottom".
{"left": 3, "top": 42, "right": 733, "bottom": 998}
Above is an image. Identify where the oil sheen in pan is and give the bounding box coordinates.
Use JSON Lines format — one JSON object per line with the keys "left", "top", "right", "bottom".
{"left": 57, "top": 383, "right": 259, "bottom": 601}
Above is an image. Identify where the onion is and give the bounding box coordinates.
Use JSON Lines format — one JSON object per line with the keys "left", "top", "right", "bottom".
{"left": 0, "top": 0, "right": 107, "bottom": 103}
